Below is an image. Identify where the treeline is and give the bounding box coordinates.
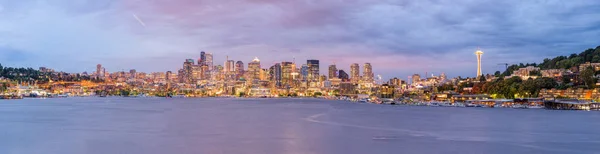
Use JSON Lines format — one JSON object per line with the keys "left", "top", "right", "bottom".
{"left": 499, "top": 46, "right": 600, "bottom": 76}
{"left": 0, "top": 63, "right": 46, "bottom": 82}
{"left": 0, "top": 63, "right": 103, "bottom": 83}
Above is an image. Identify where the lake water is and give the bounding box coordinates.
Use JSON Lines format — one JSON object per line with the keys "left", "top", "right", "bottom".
{"left": 1, "top": 97, "right": 599, "bottom": 154}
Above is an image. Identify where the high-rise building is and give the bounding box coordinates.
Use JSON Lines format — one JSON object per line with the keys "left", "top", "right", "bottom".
{"left": 227, "top": 60, "right": 235, "bottom": 73}
{"left": 183, "top": 59, "right": 194, "bottom": 84}
{"left": 178, "top": 69, "right": 185, "bottom": 83}
{"left": 328, "top": 64, "right": 337, "bottom": 79}
{"left": 248, "top": 57, "right": 261, "bottom": 80}
{"left": 166, "top": 71, "right": 172, "bottom": 82}
{"left": 199, "top": 51, "right": 206, "bottom": 65}
{"left": 96, "top": 64, "right": 102, "bottom": 77}
{"left": 205, "top": 53, "right": 213, "bottom": 71}
{"left": 281, "top": 61, "right": 293, "bottom": 87}
{"left": 363, "top": 63, "right": 374, "bottom": 82}
{"left": 235, "top": 61, "right": 244, "bottom": 79}
{"left": 270, "top": 63, "right": 282, "bottom": 88}
{"left": 300, "top": 64, "right": 308, "bottom": 81}
{"left": 338, "top": 70, "right": 349, "bottom": 82}
{"left": 307, "top": 60, "right": 319, "bottom": 83}
{"left": 389, "top": 77, "right": 403, "bottom": 87}
{"left": 475, "top": 48, "right": 484, "bottom": 77}
{"left": 129, "top": 69, "right": 136, "bottom": 79}
{"left": 350, "top": 63, "right": 360, "bottom": 83}
{"left": 412, "top": 74, "right": 421, "bottom": 85}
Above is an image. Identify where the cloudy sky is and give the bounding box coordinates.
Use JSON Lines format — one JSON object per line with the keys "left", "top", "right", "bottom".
{"left": 1, "top": 0, "right": 599, "bottom": 79}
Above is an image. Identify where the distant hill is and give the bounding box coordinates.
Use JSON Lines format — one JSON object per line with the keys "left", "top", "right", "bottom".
{"left": 500, "top": 46, "right": 600, "bottom": 76}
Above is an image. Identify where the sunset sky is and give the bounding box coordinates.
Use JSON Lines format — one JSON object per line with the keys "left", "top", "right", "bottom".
{"left": 1, "top": 0, "right": 599, "bottom": 79}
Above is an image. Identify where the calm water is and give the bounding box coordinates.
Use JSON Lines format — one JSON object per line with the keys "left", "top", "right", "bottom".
{"left": 1, "top": 97, "right": 599, "bottom": 154}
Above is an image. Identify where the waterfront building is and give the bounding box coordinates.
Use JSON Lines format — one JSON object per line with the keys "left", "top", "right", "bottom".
{"left": 338, "top": 70, "right": 349, "bottom": 82}
{"left": 328, "top": 64, "right": 337, "bottom": 79}
{"left": 475, "top": 48, "right": 484, "bottom": 77}
{"left": 379, "top": 84, "right": 394, "bottom": 98}
{"left": 339, "top": 82, "right": 357, "bottom": 95}
{"left": 350, "top": 63, "right": 360, "bottom": 83}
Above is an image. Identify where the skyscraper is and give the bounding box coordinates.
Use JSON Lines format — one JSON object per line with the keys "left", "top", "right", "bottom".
{"left": 199, "top": 51, "right": 206, "bottom": 65}
{"left": 328, "top": 64, "right": 337, "bottom": 79}
{"left": 248, "top": 57, "right": 261, "bottom": 80}
{"left": 307, "top": 60, "right": 319, "bottom": 83}
{"left": 281, "top": 61, "right": 293, "bottom": 87}
{"left": 350, "top": 63, "right": 360, "bottom": 83}
{"left": 235, "top": 61, "right": 244, "bottom": 79}
{"left": 96, "top": 64, "right": 102, "bottom": 77}
{"left": 475, "top": 48, "right": 484, "bottom": 77}
{"left": 338, "top": 70, "right": 349, "bottom": 82}
{"left": 270, "top": 63, "right": 282, "bottom": 88}
{"left": 363, "top": 63, "right": 374, "bottom": 82}
{"left": 205, "top": 53, "right": 213, "bottom": 71}
{"left": 300, "top": 64, "right": 308, "bottom": 81}
{"left": 184, "top": 59, "right": 194, "bottom": 84}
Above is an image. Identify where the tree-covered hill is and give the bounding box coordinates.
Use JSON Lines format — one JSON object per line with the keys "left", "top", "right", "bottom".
{"left": 500, "top": 46, "right": 600, "bottom": 76}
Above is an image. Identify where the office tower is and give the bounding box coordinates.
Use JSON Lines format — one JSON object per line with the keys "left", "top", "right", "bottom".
{"left": 350, "top": 63, "right": 360, "bottom": 83}
{"left": 300, "top": 64, "right": 308, "bottom": 81}
{"left": 96, "top": 64, "right": 102, "bottom": 77}
{"left": 307, "top": 60, "right": 319, "bottom": 82}
{"left": 184, "top": 59, "right": 194, "bottom": 84}
{"left": 205, "top": 53, "right": 213, "bottom": 71}
{"left": 338, "top": 70, "right": 349, "bottom": 82}
{"left": 270, "top": 63, "right": 282, "bottom": 88}
{"left": 363, "top": 63, "right": 374, "bottom": 82}
{"left": 129, "top": 69, "right": 136, "bottom": 79}
{"left": 281, "top": 62, "right": 293, "bottom": 87}
{"left": 199, "top": 51, "right": 206, "bottom": 65}
{"left": 328, "top": 64, "right": 337, "bottom": 79}
{"left": 475, "top": 48, "right": 484, "bottom": 77}
{"left": 178, "top": 69, "right": 185, "bottom": 83}
{"left": 248, "top": 57, "right": 261, "bottom": 80}
{"left": 235, "top": 61, "right": 244, "bottom": 79}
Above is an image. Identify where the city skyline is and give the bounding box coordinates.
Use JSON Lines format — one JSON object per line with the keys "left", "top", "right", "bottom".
{"left": 1, "top": 1, "right": 600, "bottom": 79}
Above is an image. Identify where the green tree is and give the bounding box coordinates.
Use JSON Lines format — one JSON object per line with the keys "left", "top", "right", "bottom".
{"left": 581, "top": 66, "right": 596, "bottom": 88}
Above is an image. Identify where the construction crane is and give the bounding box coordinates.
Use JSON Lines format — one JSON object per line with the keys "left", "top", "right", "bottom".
{"left": 498, "top": 63, "right": 509, "bottom": 70}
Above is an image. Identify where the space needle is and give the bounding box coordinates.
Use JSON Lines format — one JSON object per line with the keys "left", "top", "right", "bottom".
{"left": 475, "top": 48, "right": 484, "bottom": 77}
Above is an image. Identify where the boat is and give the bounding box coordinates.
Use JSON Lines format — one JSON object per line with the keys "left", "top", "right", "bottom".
{"left": 527, "top": 105, "right": 544, "bottom": 109}
{"left": 465, "top": 103, "right": 477, "bottom": 107}
{"left": 512, "top": 104, "right": 528, "bottom": 109}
